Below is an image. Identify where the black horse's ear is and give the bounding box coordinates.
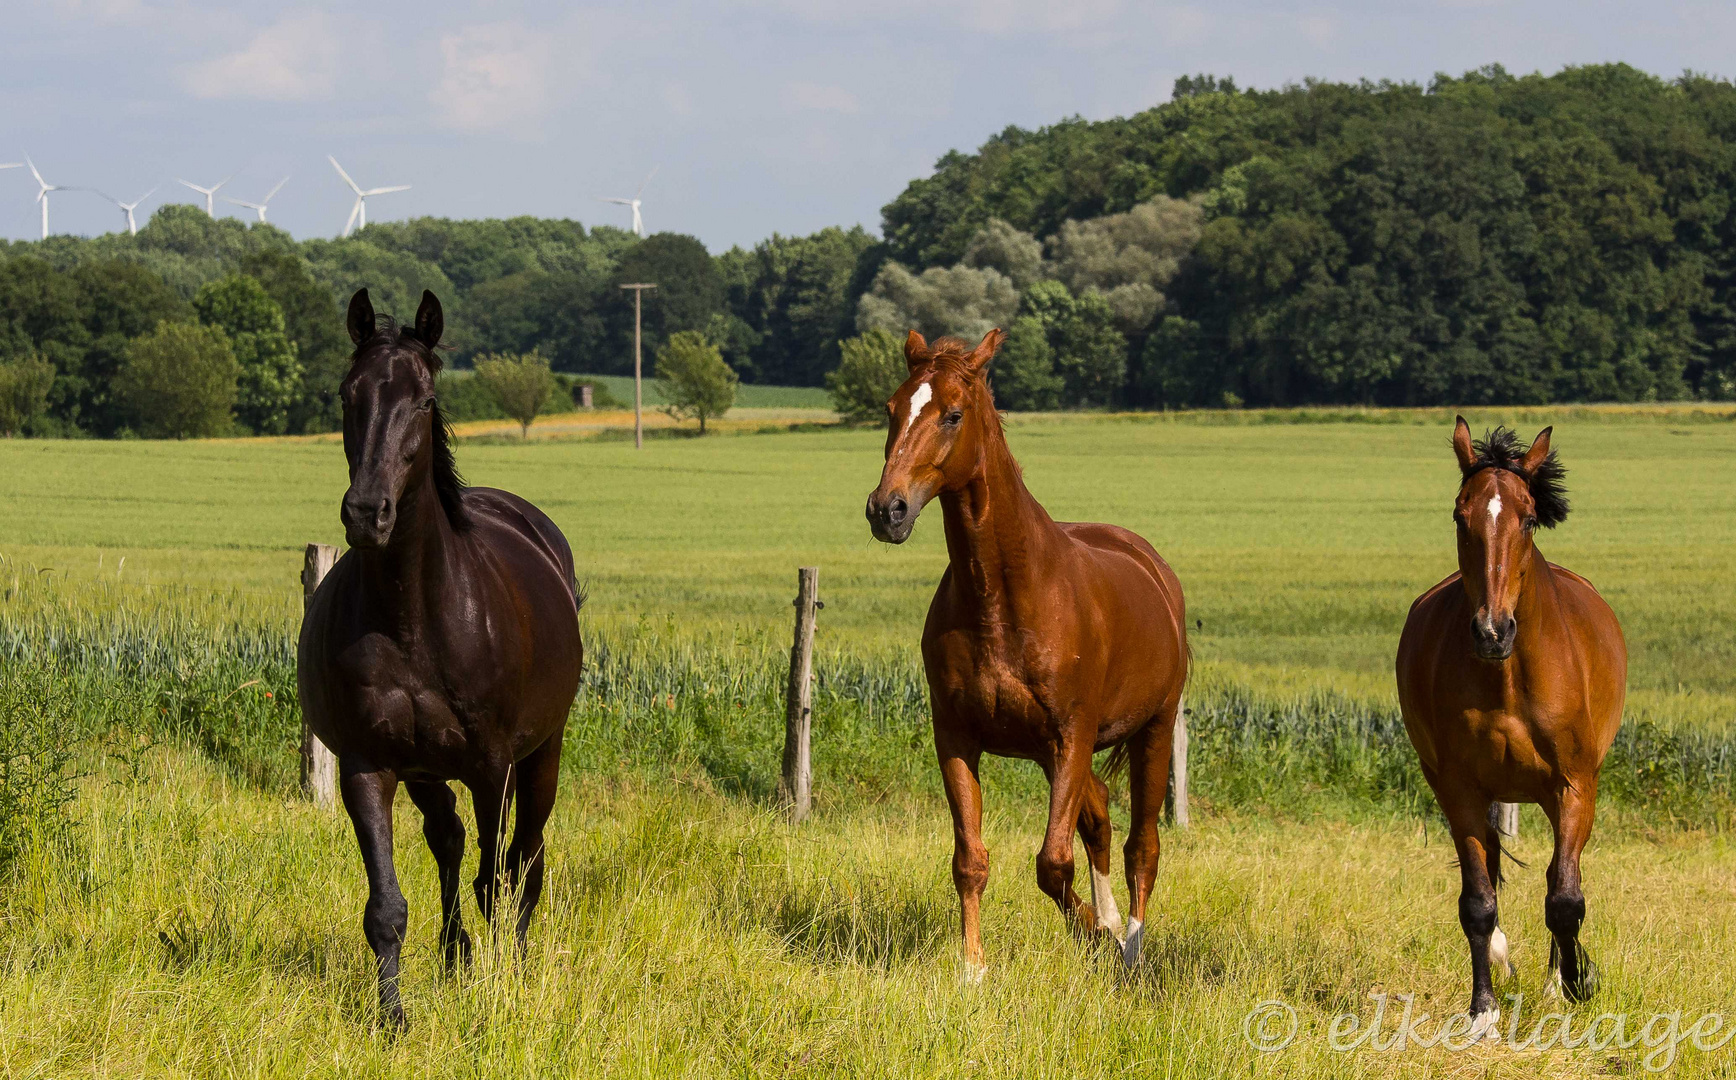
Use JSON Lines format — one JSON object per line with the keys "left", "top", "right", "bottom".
{"left": 347, "top": 289, "right": 376, "bottom": 345}
{"left": 413, "top": 290, "right": 444, "bottom": 351}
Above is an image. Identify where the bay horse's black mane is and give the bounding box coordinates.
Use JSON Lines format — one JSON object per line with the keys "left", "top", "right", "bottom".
{"left": 1464, "top": 425, "right": 1570, "bottom": 528}
{"left": 355, "top": 314, "right": 469, "bottom": 529}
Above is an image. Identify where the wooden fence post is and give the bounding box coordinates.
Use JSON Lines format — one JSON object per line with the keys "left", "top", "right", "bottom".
{"left": 1165, "top": 696, "right": 1190, "bottom": 827}
{"left": 781, "top": 567, "right": 820, "bottom": 823}
{"left": 300, "top": 543, "right": 339, "bottom": 809}
{"left": 1497, "top": 802, "right": 1519, "bottom": 839}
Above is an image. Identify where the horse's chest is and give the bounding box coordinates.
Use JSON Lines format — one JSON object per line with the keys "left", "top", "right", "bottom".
{"left": 337, "top": 635, "right": 476, "bottom": 762}
{"left": 928, "top": 632, "right": 1060, "bottom": 751}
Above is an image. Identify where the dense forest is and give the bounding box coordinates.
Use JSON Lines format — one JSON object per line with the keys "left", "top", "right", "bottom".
{"left": 3, "top": 63, "right": 1735, "bottom": 436}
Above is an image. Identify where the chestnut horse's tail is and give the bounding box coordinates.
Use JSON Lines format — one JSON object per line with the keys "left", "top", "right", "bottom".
{"left": 1100, "top": 741, "right": 1132, "bottom": 785}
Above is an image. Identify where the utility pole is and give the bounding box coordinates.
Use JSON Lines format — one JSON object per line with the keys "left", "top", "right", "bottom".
{"left": 619, "top": 283, "right": 657, "bottom": 449}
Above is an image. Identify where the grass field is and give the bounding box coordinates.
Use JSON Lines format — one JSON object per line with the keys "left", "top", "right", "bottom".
{"left": 3, "top": 407, "right": 1736, "bottom": 1077}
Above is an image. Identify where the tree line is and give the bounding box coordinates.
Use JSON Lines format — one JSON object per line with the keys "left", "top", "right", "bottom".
{"left": 3, "top": 62, "right": 1735, "bottom": 438}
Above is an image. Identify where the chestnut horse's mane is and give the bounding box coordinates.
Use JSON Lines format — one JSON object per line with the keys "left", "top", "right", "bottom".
{"left": 352, "top": 314, "right": 469, "bottom": 530}
{"left": 1464, "top": 426, "right": 1570, "bottom": 528}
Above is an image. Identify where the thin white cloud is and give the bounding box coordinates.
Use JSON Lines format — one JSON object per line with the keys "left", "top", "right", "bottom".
{"left": 430, "top": 22, "right": 552, "bottom": 134}
{"left": 788, "top": 81, "right": 860, "bottom": 113}
{"left": 180, "top": 11, "right": 340, "bottom": 103}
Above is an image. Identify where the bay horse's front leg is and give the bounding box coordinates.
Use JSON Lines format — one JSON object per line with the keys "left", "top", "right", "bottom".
{"left": 1442, "top": 795, "right": 1502, "bottom": 1038}
{"left": 1543, "top": 781, "right": 1600, "bottom": 1003}
{"left": 1035, "top": 736, "right": 1095, "bottom": 935}
{"left": 339, "top": 758, "right": 408, "bottom": 1029}
{"left": 935, "top": 730, "right": 989, "bottom": 982}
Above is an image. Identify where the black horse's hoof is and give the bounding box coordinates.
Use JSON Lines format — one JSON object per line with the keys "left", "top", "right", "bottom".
{"left": 1567, "top": 959, "right": 1600, "bottom": 1003}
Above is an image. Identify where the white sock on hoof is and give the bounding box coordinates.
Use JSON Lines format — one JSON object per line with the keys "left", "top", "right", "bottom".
{"left": 1120, "top": 918, "right": 1144, "bottom": 969}
{"left": 963, "top": 960, "right": 987, "bottom": 985}
{"left": 1089, "top": 868, "right": 1125, "bottom": 939}
{"left": 1544, "top": 968, "right": 1564, "bottom": 999}
{"left": 1488, "top": 925, "right": 1513, "bottom": 978}
{"left": 1469, "top": 1009, "right": 1501, "bottom": 1041}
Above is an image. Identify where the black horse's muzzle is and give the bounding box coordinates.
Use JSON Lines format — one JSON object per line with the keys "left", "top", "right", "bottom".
{"left": 866, "top": 491, "right": 916, "bottom": 545}
{"left": 342, "top": 489, "right": 397, "bottom": 549}
{"left": 1471, "top": 612, "right": 1517, "bottom": 661}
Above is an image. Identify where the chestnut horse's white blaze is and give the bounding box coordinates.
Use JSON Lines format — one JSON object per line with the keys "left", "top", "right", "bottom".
{"left": 902, "top": 379, "right": 932, "bottom": 434}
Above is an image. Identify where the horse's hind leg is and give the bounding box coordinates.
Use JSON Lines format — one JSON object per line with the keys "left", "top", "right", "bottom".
{"left": 504, "top": 731, "right": 564, "bottom": 950}
{"left": 1035, "top": 736, "right": 1095, "bottom": 936}
{"left": 406, "top": 780, "right": 472, "bottom": 972}
{"left": 1542, "top": 781, "right": 1600, "bottom": 1002}
{"left": 1121, "top": 716, "right": 1174, "bottom": 968}
{"left": 1076, "top": 770, "right": 1124, "bottom": 940}
{"left": 1483, "top": 803, "right": 1514, "bottom": 979}
{"left": 1442, "top": 794, "right": 1502, "bottom": 1037}
{"left": 470, "top": 762, "right": 517, "bottom": 927}
{"left": 339, "top": 759, "right": 408, "bottom": 1029}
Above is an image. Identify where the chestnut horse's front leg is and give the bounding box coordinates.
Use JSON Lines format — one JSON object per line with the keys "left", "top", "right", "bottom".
{"left": 935, "top": 728, "right": 989, "bottom": 982}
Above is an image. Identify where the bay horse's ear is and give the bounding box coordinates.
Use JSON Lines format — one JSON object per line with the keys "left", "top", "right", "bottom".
{"left": 965, "top": 328, "right": 1007, "bottom": 376}
{"left": 1452, "top": 415, "right": 1477, "bottom": 475}
{"left": 904, "top": 330, "right": 929, "bottom": 372}
{"left": 413, "top": 290, "right": 444, "bottom": 351}
{"left": 347, "top": 288, "right": 376, "bottom": 346}
{"left": 1521, "top": 427, "right": 1553, "bottom": 476}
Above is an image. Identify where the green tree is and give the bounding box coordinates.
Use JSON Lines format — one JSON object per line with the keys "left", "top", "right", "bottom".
{"left": 114, "top": 322, "right": 239, "bottom": 438}
{"left": 719, "top": 226, "right": 880, "bottom": 384}
{"left": 194, "top": 275, "right": 302, "bottom": 435}
{"left": 607, "top": 233, "right": 726, "bottom": 371}
{"left": 656, "top": 331, "right": 737, "bottom": 434}
{"left": 993, "top": 317, "right": 1063, "bottom": 411}
{"left": 240, "top": 249, "right": 349, "bottom": 433}
{"left": 856, "top": 262, "right": 1018, "bottom": 343}
{"left": 473, "top": 351, "right": 557, "bottom": 438}
{"left": 1016, "top": 281, "right": 1128, "bottom": 407}
{"left": 825, "top": 329, "right": 906, "bottom": 423}
{"left": 0, "top": 355, "right": 54, "bottom": 436}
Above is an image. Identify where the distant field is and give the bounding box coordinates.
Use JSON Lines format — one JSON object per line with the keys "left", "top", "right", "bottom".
{"left": 2, "top": 407, "right": 1733, "bottom": 723}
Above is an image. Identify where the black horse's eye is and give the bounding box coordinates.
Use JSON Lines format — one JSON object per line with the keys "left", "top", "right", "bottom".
{"left": 944, "top": 409, "right": 963, "bottom": 426}
{"left": 419, "top": 396, "right": 436, "bottom": 411}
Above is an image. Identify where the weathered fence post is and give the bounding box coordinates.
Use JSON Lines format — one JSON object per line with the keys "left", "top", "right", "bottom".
{"left": 300, "top": 543, "right": 339, "bottom": 809}
{"left": 1497, "top": 802, "right": 1519, "bottom": 839}
{"left": 781, "top": 567, "right": 820, "bottom": 823}
{"left": 1165, "top": 696, "right": 1190, "bottom": 827}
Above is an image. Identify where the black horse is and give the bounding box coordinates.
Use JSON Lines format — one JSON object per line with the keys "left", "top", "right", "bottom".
{"left": 297, "top": 289, "right": 583, "bottom": 1027}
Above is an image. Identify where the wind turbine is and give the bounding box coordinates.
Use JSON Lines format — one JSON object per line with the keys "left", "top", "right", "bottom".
{"left": 328, "top": 156, "right": 409, "bottom": 237}
{"left": 100, "top": 186, "right": 159, "bottom": 236}
{"left": 26, "top": 157, "right": 77, "bottom": 240}
{"left": 224, "top": 176, "right": 289, "bottom": 223}
{"left": 176, "top": 174, "right": 232, "bottom": 218}
{"left": 600, "top": 167, "right": 658, "bottom": 237}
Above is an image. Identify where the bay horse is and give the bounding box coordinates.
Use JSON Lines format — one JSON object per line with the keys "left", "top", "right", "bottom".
{"left": 864, "top": 329, "right": 1188, "bottom": 978}
{"left": 297, "top": 289, "right": 583, "bottom": 1027}
{"left": 1396, "top": 419, "right": 1626, "bottom": 1037}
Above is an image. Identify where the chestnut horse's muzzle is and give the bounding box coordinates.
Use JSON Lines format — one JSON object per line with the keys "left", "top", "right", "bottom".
{"left": 866, "top": 491, "right": 916, "bottom": 545}
{"left": 1470, "top": 611, "right": 1517, "bottom": 661}
{"left": 342, "top": 489, "right": 397, "bottom": 549}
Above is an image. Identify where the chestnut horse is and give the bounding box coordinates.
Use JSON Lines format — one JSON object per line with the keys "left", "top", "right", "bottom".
{"left": 1397, "top": 420, "right": 1626, "bottom": 1036}
{"left": 298, "top": 290, "right": 583, "bottom": 1027}
{"left": 865, "top": 329, "right": 1188, "bottom": 977}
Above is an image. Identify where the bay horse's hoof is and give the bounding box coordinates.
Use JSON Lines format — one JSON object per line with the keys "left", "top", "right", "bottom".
{"left": 1488, "top": 925, "right": 1515, "bottom": 979}
{"left": 1120, "top": 918, "right": 1145, "bottom": 969}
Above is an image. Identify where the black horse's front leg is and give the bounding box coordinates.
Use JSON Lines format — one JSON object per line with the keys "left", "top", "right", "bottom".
{"left": 340, "top": 759, "right": 408, "bottom": 1029}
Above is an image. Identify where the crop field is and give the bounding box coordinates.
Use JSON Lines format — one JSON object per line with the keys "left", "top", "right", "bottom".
{"left": 2, "top": 406, "right": 1735, "bottom": 1077}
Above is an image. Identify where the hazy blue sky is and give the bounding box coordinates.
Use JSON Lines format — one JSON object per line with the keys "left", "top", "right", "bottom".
{"left": 4, "top": 1, "right": 1732, "bottom": 250}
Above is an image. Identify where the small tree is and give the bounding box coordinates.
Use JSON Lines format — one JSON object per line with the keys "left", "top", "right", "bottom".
{"left": 474, "top": 350, "right": 556, "bottom": 438}
{"left": 825, "top": 329, "right": 905, "bottom": 423}
{"left": 0, "top": 355, "right": 55, "bottom": 436}
{"left": 114, "top": 322, "right": 239, "bottom": 439}
{"left": 657, "top": 330, "right": 737, "bottom": 434}
{"left": 194, "top": 275, "right": 302, "bottom": 435}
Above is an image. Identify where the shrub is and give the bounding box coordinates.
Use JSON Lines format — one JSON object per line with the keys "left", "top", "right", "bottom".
{"left": 656, "top": 330, "right": 737, "bottom": 434}
{"left": 0, "top": 355, "right": 55, "bottom": 437}
{"left": 0, "top": 667, "right": 80, "bottom": 879}
{"left": 115, "top": 322, "right": 239, "bottom": 438}
{"left": 825, "top": 330, "right": 905, "bottom": 424}
{"left": 474, "top": 350, "right": 557, "bottom": 438}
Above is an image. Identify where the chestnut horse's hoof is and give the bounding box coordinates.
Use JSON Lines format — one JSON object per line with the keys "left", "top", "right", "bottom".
{"left": 1120, "top": 918, "right": 1145, "bottom": 969}
{"left": 963, "top": 960, "right": 987, "bottom": 985}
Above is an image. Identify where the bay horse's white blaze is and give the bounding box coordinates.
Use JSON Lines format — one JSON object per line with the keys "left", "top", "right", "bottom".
{"left": 1487, "top": 492, "right": 1502, "bottom": 523}
{"left": 902, "top": 380, "right": 932, "bottom": 434}
{"left": 1487, "top": 924, "right": 1512, "bottom": 977}
{"left": 1089, "top": 867, "right": 1125, "bottom": 938}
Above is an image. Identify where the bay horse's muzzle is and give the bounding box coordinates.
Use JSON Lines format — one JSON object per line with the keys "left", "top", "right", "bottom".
{"left": 865, "top": 491, "right": 915, "bottom": 545}
{"left": 1470, "top": 611, "right": 1517, "bottom": 661}
{"left": 342, "top": 489, "right": 396, "bottom": 549}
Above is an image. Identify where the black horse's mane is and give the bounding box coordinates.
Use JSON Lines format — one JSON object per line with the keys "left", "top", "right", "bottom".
{"left": 356, "top": 315, "right": 469, "bottom": 529}
{"left": 1465, "top": 426, "right": 1570, "bottom": 528}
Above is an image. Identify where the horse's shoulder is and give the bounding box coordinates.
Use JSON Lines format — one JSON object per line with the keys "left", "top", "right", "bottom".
{"left": 1545, "top": 563, "right": 1600, "bottom": 595}
{"left": 1408, "top": 572, "right": 1462, "bottom": 618}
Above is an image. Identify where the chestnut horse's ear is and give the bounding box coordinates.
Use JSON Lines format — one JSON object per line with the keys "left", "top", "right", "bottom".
{"left": 965, "top": 328, "right": 1007, "bottom": 375}
{"left": 346, "top": 288, "right": 376, "bottom": 345}
{"left": 1520, "top": 427, "right": 1553, "bottom": 476}
{"left": 413, "top": 290, "right": 444, "bottom": 351}
{"left": 1452, "top": 415, "right": 1477, "bottom": 475}
{"left": 904, "top": 330, "right": 929, "bottom": 371}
